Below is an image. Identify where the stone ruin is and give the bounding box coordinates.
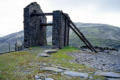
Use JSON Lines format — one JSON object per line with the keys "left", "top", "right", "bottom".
{"left": 24, "top": 2, "right": 97, "bottom": 52}
{"left": 24, "top": 2, "right": 47, "bottom": 48}
{"left": 24, "top": 2, "right": 69, "bottom": 49}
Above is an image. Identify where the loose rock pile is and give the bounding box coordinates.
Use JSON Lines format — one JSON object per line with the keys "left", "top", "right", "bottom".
{"left": 68, "top": 51, "right": 120, "bottom": 72}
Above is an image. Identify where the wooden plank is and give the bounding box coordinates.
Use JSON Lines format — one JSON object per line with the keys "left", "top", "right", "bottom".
{"left": 69, "top": 24, "right": 94, "bottom": 52}
{"left": 31, "top": 13, "right": 53, "bottom": 17}
{"left": 40, "top": 23, "right": 53, "bottom": 26}
{"left": 69, "top": 22, "right": 97, "bottom": 53}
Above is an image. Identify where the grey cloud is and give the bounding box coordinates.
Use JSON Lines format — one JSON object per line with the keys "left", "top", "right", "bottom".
{"left": 47, "top": 0, "right": 120, "bottom": 12}
{"left": 96, "top": 0, "right": 120, "bottom": 12}
{"left": 48, "top": 0, "right": 97, "bottom": 7}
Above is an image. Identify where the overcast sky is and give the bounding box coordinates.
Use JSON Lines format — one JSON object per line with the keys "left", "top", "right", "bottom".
{"left": 0, "top": 0, "right": 120, "bottom": 37}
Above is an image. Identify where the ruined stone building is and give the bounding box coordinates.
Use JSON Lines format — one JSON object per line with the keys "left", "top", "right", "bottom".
{"left": 24, "top": 2, "right": 97, "bottom": 52}
{"left": 24, "top": 2, "right": 70, "bottom": 49}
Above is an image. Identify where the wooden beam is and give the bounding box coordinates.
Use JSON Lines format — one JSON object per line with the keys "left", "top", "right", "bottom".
{"left": 69, "top": 24, "right": 94, "bottom": 52}
{"left": 40, "top": 23, "right": 53, "bottom": 26}
{"left": 62, "top": 13, "right": 97, "bottom": 53}
{"left": 31, "top": 13, "right": 53, "bottom": 17}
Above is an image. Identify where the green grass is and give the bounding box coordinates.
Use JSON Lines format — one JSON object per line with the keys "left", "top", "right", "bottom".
{"left": 92, "top": 75, "right": 105, "bottom": 80}
{"left": 0, "top": 47, "right": 97, "bottom": 80}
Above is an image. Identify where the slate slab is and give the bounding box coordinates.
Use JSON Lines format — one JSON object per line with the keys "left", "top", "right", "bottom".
{"left": 38, "top": 53, "right": 50, "bottom": 57}
{"left": 107, "top": 78, "right": 120, "bottom": 80}
{"left": 35, "top": 75, "right": 54, "bottom": 80}
{"left": 44, "top": 49, "right": 58, "bottom": 54}
{"left": 40, "top": 67, "right": 64, "bottom": 73}
{"left": 95, "top": 72, "right": 120, "bottom": 78}
{"left": 63, "top": 71, "right": 88, "bottom": 78}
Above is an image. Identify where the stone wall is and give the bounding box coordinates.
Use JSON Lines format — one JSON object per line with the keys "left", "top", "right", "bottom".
{"left": 24, "top": 2, "right": 47, "bottom": 48}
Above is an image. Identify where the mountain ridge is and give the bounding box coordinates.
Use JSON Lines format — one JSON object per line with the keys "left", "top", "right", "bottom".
{"left": 0, "top": 22, "right": 120, "bottom": 53}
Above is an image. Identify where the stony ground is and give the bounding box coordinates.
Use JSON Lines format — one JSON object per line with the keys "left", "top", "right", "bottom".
{"left": 34, "top": 49, "right": 120, "bottom": 80}
{"left": 68, "top": 50, "right": 120, "bottom": 72}
{"left": 0, "top": 47, "right": 120, "bottom": 80}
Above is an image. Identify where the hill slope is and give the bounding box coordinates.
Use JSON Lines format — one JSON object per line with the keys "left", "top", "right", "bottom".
{"left": 70, "top": 23, "right": 120, "bottom": 48}
{"left": 0, "top": 31, "right": 23, "bottom": 53}
{"left": 0, "top": 23, "right": 120, "bottom": 53}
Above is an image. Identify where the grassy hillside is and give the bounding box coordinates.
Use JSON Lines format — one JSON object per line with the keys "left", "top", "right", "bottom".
{"left": 0, "top": 47, "right": 102, "bottom": 80}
